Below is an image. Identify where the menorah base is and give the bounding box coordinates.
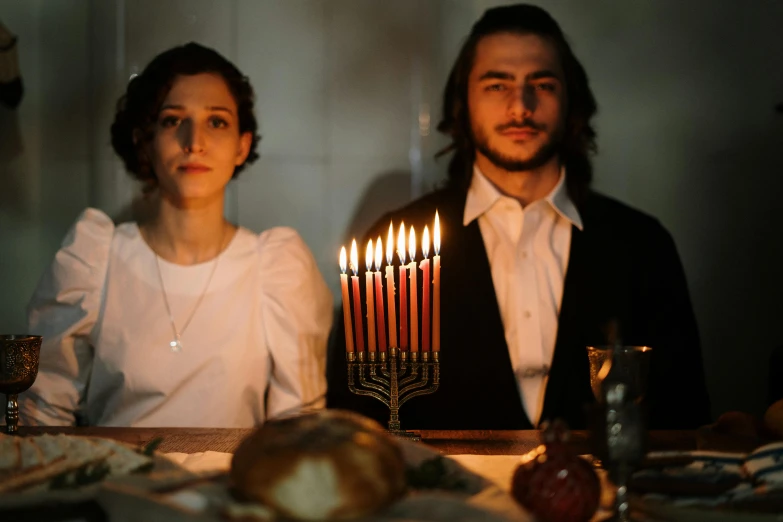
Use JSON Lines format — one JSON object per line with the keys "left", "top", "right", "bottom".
{"left": 347, "top": 348, "right": 440, "bottom": 440}
{"left": 388, "top": 429, "right": 421, "bottom": 442}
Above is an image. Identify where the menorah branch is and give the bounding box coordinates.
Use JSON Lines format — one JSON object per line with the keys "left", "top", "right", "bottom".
{"left": 357, "top": 363, "right": 391, "bottom": 399}
{"left": 399, "top": 366, "right": 431, "bottom": 400}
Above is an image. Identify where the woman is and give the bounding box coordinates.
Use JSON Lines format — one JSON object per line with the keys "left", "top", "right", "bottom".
{"left": 19, "top": 43, "right": 333, "bottom": 427}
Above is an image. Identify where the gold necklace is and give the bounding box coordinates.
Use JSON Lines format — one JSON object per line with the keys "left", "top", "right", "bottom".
{"left": 153, "top": 227, "right": 225, "bottom": 353}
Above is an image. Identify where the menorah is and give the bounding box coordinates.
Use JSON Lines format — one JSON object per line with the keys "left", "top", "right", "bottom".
{"left": 346, "top": 349, "right": 439, "bottom": 441}
{"left": 338, "top": 214, "right": 441, "bottom": 441}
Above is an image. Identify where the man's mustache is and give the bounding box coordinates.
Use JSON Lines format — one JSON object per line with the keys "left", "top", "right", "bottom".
{"left": 495, "top": 119, "right": 545, "bottom": 132}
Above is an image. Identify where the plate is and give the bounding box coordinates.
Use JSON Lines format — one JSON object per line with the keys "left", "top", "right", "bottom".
{"left": 0, "top": 435, "right": 215, "bottom": 517}
{"left": 630, "top": 446, "right": 783, "bottom": 522}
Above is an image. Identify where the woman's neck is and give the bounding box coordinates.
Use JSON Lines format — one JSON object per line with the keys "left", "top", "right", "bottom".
{"left": 140, "top": 194, "right": 234, "bottom": 265}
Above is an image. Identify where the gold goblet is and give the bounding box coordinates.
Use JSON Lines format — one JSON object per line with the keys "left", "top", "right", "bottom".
{"left": 0, "top": 335, "right": 42, "bottom": 434}
{"left": 587, "top": 345, "right": 652, "bottom": 403}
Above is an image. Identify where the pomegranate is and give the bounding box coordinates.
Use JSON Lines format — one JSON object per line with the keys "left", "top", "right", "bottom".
{"left": 511, "top": 420, "right": 600, "bottom": 522}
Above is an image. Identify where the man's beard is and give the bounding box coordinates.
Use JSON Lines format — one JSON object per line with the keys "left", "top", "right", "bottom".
{"left": 474, "top": 119, "right": 562, "bottom": 172}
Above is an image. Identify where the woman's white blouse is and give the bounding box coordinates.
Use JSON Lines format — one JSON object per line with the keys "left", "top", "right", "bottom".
{"left": 19, "top": 208, "right": 333, "bottom": 427}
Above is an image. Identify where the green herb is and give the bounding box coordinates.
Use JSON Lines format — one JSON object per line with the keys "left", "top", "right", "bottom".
{"left": 406, "top": 456, "right": 469, "bottom": 492}
{"left": 141, "top": 437, "right": 163, "bottom": 456}
{"left": 134, "top": 461, "right": 155, "bottom": 474}
{"left": 49, "top": 460, "right": 112, "bottom": 490}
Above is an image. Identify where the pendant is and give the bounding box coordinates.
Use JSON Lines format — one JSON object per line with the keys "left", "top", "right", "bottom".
{"left": 170, "top": 340, "right": 183, "bottom": 353}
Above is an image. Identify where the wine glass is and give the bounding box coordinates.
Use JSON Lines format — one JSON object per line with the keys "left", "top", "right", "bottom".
{"left": 586, "top": 345, "right": 652, "bottom": 521}
{"left": 0, "top": 335, "right": 42, "bottom": 434}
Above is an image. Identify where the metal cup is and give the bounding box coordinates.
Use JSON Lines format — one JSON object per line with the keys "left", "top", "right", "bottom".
{"left": 587, "top": 345, "right": 652, "bottom": 402}
{"left": 0, "top": 335, "right": 42, "bottom": 434}
{"left": 587, "top": 345, "right": 652, "bottom": 521}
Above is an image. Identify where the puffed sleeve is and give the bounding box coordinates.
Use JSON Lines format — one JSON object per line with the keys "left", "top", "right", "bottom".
{"left": 19, "top": 208, "right": 114, "bottom": 426}
{"left": 258, "top": 228, "right": 333, "bottom": 419}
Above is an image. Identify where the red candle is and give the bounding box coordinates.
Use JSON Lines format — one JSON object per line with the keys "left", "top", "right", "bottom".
{"left": 350, "top": 240, "right": 365, "bottom": 352}
{"left": 398, "top": 265, "right": 408, "bottom": 350}
{"left": 433, "top": 212, "right": 441, "bottom": 352}
{"left": 397, "top": 222, "right": 408, "bottom": 350}
{"left": 408, "top": 226, "right": 419, "bottom": 352}
{"left": 374, "top": 238, "right": 387, "bottom": 352}
{"left": 420, "top": 226, "right": 431, "bottom": 352}
{"left": 339, "top": 247, "right": 354, "bottom": 353}
{"left": 365, "top": 240, "right": 376, "bottom": 352}
{"left": 385, "top": 223, "right": 398, "bottom": 348}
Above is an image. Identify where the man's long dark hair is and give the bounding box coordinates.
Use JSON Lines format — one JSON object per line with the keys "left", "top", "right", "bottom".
{"left": 437, "top": 4, "right": 598, "bottom": 207}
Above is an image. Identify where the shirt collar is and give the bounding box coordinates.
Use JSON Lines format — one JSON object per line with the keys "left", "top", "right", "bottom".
{"left": 463, "top": 165, "right": 503, "bottom": 226}
{"left": 463, "top": 164, "right": 584, "bottom": 231}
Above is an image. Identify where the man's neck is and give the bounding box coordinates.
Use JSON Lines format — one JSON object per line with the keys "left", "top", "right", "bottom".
{"left": 475, "top": 152, "right": 562, "bottom": 207}
{"left": 140, "top": 193, "right": 232, "bottom": 265}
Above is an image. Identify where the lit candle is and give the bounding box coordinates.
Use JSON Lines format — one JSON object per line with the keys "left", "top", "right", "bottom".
{"left": 374, "top": 238, "right": 387, "bottom": 353}
{"left": 385, "top": 223, "right": 398, "bottom": 348}
{"left": 350, "top": 240, "right": 365, "bottom": 352}
{"left": 365, "top": 239, "right": 377, "bottom": 352}
{"left": 397, "top": 222, "right": 408, "bottom": 350}
{"left": 420, "top": 226, "right": 431, "bottom": 352}
{"left": 339, "top": 246, "right": 354, "bottom": 353}
{"left": 408, "top": 226, "right": 419, "bottom": 352}
{"left": 432, "top": 212, "right": 441, "bottom": 352}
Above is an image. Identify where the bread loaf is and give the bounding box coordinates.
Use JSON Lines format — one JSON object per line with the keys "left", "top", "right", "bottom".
{"left": 230, "top": 410, "right": 406, "bottom": 520}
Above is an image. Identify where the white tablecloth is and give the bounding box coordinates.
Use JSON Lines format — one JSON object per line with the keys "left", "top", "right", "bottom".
{"left": 163, "top": 452, "right": 525, "bottom": 489}
{"left": 163, "top": 451, "right": 614, "bottom": 521}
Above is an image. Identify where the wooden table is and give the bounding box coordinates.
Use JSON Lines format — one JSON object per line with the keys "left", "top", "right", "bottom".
{"left": 19, "top": 426, "right": 697, "bottom": 455}
{"left": 7, "top": 428, "right": 702, "bottom": 522}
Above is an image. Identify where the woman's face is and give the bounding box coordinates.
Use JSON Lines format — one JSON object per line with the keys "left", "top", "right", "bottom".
{"left": 148, "top": 73, "right": 252, "bottom": 206}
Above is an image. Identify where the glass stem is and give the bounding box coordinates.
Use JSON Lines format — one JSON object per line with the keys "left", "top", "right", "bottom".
{"left": 615, "top": 461, "right": 631, "bottom": 521}
{"left": 5, "top": 393, "right": 18, "bottom": 434}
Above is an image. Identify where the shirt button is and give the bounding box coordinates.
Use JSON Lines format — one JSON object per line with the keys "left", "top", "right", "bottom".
{"left": 523, "top": 310, "right": 532, "bottom": 319}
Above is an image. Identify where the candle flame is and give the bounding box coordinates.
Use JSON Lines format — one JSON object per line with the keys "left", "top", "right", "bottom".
{"left": 397, "top": 221, "right": 407, "bottom": 264}
{"left": 422, "top": 226, "right": 430, "bottom": 258}
{"left": 408, "top": 226, "right": 417, "bottom": 261}
{"left": 375, "top": 237, "right": 383, "bottom": 271}
{"left": 434, "top": 211, "right": 441, "bottom": 255}
{"left": 365, "top": 239, "right": 373, "bottom": 272}
{"left": 386, "top": 222, "right": 394, "bottom": 265}
{"left": 350, "top": 239, "right": 358, "bottom": 275}
{"left": 339, "top": 246, "right": 347, "bottom": 273}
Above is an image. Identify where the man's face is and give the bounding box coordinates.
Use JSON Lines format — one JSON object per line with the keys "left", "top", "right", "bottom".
{"left": 468, "top": 32, "right": 567, "bottom": 172}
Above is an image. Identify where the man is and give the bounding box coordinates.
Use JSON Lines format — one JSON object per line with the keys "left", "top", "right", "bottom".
{"left": 327, "top": 4, "right": 711, "bottom": 430}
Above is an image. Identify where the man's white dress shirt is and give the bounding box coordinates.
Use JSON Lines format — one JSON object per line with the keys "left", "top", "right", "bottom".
{"left": 463, "top": 166, "right": 583, "bottom": 426}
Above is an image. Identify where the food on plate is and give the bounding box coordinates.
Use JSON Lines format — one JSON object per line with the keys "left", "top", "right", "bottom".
{"left": 511, "top": 420, "right": 600, "bottom": 522}
{"left": 0, "top": 433, "right": 152, "bottom": 493}
{"left": 764, "top": 399, "right": 783, "bottom": 439}
{"left": 713, "top": 411, "right": 761, "bottom": 439}
{"left": 405, "top": 455, "right": 469, "bottom": 492}
{"left": 697, "top": 410, "right": 768, "bottom": 452}
{"left": 230, "top": 410, "right": 406, "bottom": 520}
